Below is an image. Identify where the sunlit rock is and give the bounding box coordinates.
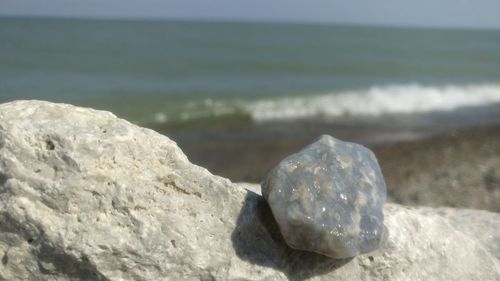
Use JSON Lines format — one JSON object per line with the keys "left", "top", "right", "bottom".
{"left": 1, "top": 101, "right": 498, "bottom": 280}
{"left": 262, "top": 135, "right": 386, "bottom": 258}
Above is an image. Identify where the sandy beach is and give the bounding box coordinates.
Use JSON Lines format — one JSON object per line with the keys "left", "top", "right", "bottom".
{"left": 165, "top": 122, "right": 500, "bottom": 212}
{"left": 376, "top": 124, "right": 500, "bottom": 212}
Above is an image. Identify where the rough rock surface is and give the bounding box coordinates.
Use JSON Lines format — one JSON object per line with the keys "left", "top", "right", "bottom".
{"left": 0, "top": 100, "right": 499, "bottom": 281}
{"left": 418, "top": 207, "right": 500, "bottom": 261}
{"left": 261, "top": 135, "right": 386, "bottom": 259}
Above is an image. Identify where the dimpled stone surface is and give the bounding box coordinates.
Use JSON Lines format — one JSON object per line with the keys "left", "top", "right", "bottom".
{"left": 262, "top": 135, "right": 386, "bottom": 259}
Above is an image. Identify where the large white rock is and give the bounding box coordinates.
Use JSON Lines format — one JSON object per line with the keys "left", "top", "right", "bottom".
{"left": 0, "top": 100, "right": 498, "bottom": 281}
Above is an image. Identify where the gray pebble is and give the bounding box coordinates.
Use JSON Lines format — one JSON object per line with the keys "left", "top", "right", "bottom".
{"left": 262, "top": 135, "right": 386, "bottom": 259}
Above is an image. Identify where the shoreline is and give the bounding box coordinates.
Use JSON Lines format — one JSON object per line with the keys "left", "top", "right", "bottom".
{"left": 163, "top": 121, "right": 500, "bottom": 212}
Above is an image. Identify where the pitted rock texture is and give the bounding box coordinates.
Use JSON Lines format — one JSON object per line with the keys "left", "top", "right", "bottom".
{"left": 262, "top": 135, "right": 386, "bottom": 259}
{"left": 0, "top": 101, "right": 499, "bottom": 281}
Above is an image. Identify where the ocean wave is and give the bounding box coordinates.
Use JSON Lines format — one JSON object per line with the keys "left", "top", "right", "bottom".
{"left": 244, "top": 83, "right": 500, "bottom": 122}
{"left": 147, "top": 83, "right": 500, "bottom": 126}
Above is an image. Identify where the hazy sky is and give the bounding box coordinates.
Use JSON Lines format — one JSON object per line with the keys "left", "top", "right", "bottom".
{"left": 1, "top": 0, "right": 500, "bottom": 29}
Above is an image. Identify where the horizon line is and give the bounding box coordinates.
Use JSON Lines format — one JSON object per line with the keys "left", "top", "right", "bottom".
{"left": 1, "top": 13, "right": 500, "bottom": 32}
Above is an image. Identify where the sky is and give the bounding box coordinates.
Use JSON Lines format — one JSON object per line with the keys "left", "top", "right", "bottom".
{"left": 1, "top": 0, "right": 500, "bottom": 29}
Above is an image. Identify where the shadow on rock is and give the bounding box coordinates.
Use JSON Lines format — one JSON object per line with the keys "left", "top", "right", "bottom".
{"left": 231, "top": 191, "right": 351, "bottom": 281}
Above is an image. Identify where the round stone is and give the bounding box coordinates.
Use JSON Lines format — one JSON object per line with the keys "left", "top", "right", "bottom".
{"left": 261, "top": 135, "right": 386, "bottom": 259}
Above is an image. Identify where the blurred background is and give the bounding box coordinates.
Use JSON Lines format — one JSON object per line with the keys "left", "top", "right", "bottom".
{"left": 1, "top": 0, "right": 499, "bottom": 211}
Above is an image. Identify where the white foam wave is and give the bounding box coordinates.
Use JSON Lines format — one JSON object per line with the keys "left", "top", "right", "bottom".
{"left": 245, "top": 83, "right": 500, "bottom": 122}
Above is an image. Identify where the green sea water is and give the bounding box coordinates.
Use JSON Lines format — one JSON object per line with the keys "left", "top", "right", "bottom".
{"left": 1, "top": 17, "right": 500, "bottom": 127}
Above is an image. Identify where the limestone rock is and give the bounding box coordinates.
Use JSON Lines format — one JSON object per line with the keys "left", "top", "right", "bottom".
{"left": 418, "top": 207, "right": 500, "bottom": 261}
{"left": 0, "top": 100, "right": 498, "bottom": 281}
{"left": 262, "top": 135, "right": 386, "bottom": 258}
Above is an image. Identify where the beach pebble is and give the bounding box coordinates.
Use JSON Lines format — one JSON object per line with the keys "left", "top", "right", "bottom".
{"left": 262, "top": 135, "right": 386, "bottom": 259}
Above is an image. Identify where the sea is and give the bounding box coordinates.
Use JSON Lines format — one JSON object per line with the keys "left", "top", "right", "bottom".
{"left": 1, "top": 17, "right": 500, "bottom": 141}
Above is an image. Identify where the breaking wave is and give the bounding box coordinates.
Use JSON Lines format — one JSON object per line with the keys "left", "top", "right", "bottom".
{"left": 148, "top": 83, "right": 500, "bottom": 126}
{"left": 244, "top": 83, "right": 500, "bottom": 122}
